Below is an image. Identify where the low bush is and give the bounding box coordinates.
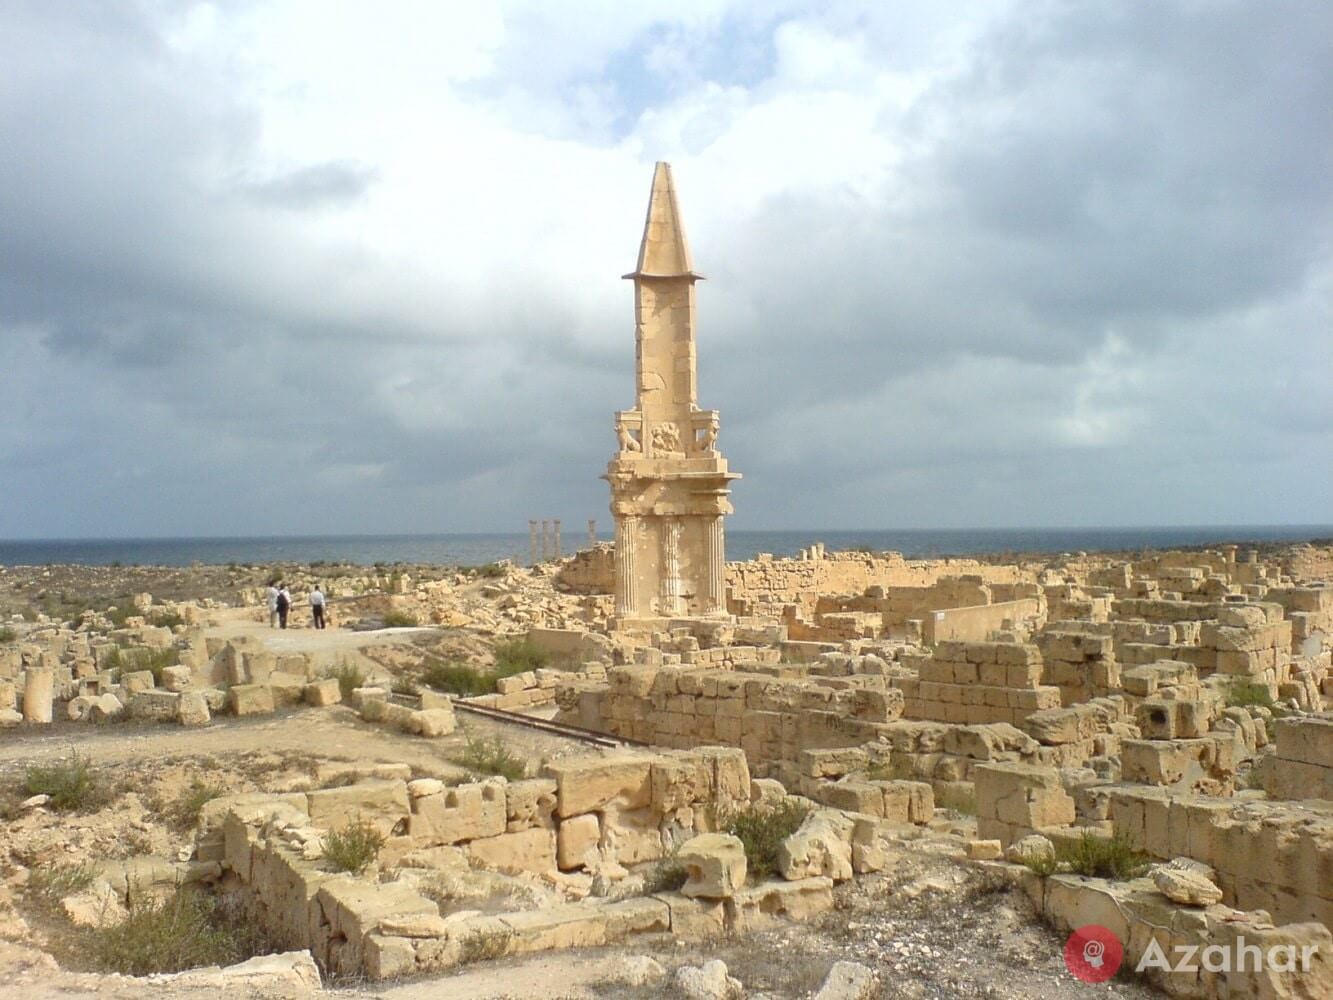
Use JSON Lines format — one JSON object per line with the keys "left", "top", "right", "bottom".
{"left": 166, "top": 779, "right": 225, "bottom": 830}
{"left": 1020, "top": 832, "right": 1148, "bottom": 881}
{"left": 323, "top": 818, "right": 385, "bottom": 873}
{"left": 493, "top": 638, "right": 548, "bottom": 675}
{"left": 421, "top": 659, "right": 494, "bottom": 697}
{"left": 24, "top": 752, "right": 113, "bottom": 813}
{"left": 382, "top": 610, "right": 419, "bottom": 628}
{"left": 718, "top": 799, "right": 812, "bottom": 880}
{"left": 473, "top": 562, "right": 506, "bottom": 579}
{"left": 936, "top": 785, "right": 977, "bottom": 816}
{"left": 641, "top": 858, "right": 688, "bottom": 893}
{"left": 27, "top": 862, "right": 97, "bottom": 902}
{"left": 453, "top": 735, "right": 526, "bottom": 781}
{"left": 0, "top": 626, "right": 16, "bottom": 643}
{"left": 1226, "top": 680, "right": 1277, "bottom": 710}
{"left": 326, "top": 662, "right": 367, "bottom": 701}
{"left": 80, "top": 887, "right": 273, "bottom": 976}
{"left": 1060, "top": 832, "right": 1149, "bottom": 880}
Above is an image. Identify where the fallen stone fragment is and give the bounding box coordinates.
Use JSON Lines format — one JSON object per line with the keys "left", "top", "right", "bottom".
{"left": 612, "top": 955, "right": 665, "bottom": 987}
{"left": 814, "top": 960, "right": 878, "bottom": 1000}
{"left": 1006, "top": 834, "right": 1055, "bottom": 866}
{"left": 674, "top": 959, "right": 744, "bottom": 1000}
{"left": 1153, "top": 865, "right": 1223, "bottom": 907}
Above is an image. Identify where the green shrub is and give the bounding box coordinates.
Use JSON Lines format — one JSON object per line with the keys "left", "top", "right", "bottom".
{"left": 81, "top": 887, "right": 272, "bottom": 975}
{"left": 1021, "top": 832, "right": 1149, "bottom": 881}
{"left": 494, "top": 638, "right": 548, "bottom": 675}
{"left": 1059, "top": 832, "right": 1149, "bottom": 880}
{"left": 24, "top": 752, "right": 112, "bottom": 813}
{"left": 1227, "top": 680, "right": 1277, "bottom": 709}
{"left": 382, "top": 610, "right": 419, "bottom": 628}
{"left": 1019, "top": 850, "right": 1059, "bottom": 877}
{"left": 718, "top": 800, "right": 812, "bottom": 880}
{"left": 641, "top": 858, "right": 688, "bottom": 893}
{"left": 0, "top": 626, "right": 16, "bottom": 643}
{"left": 323, "top": 818, "right": 385, "bottom": 873}
{"left": 453, "top": 735, "right": 526, "bottom": 781}
{"left": 473, "top": 562, "right": 506, "bottom": 579}
{"left": 166, "top": 779, "right": 225, "bottom": 830}
{"left": 421, "top": 659, "right": 494, "bottom": 697}
{"left": 867, "top": 755, "right": 916, "bottom": 782}
{"left": 326, "top": 662, "right": 367, "bottom": 701}
{"left": 936, "top": 784, "right": 977, "bottom": 816}
{"left": 148, "top": 610, "right": 186, "bottom": 630}
{"left": 27, "top": 862, "right": 97, "bottom": 901}
{"left": 390, "top": 677, "right": 419, "bottom": 697}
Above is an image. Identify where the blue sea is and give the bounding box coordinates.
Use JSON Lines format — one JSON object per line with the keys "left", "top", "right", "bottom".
{"left": 0, "top": 527, "right": 1328, "bottom": 567}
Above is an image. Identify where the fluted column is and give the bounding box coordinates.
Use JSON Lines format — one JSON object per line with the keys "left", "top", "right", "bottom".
{"left": 703, "top": 515, "right": 726, "bottom": 615}
{"left": 615, "top": 515, "right": 639, "bottom": 616}
{"left": 661, "top": 517, "right": 684, "bottom": 615}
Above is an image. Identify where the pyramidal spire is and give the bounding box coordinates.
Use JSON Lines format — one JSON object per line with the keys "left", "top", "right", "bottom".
{"left": 626, "top": 161, "right": 701, "bottom": 279}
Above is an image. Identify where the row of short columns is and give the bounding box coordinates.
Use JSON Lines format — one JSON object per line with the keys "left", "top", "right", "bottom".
{"left": 528, "top": 520, "right": 562, "bottom": 565}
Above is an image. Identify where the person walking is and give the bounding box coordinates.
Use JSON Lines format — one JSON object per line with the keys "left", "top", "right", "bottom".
{"left": 276, "top": 583, "right": 291, "bottom": 629}
{"left": 310, "top": 584, "right": 326, "bottom": 630}
{"left": 266, "top": 583, "right": 280, "bottom": 628}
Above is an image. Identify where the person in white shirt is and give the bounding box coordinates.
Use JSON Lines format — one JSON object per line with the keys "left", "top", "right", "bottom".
{"left": 310, "top": 585, "right": 327, "bottom": 630}
{"left": 265, "top": 584, "right": 279, "bottom": 628}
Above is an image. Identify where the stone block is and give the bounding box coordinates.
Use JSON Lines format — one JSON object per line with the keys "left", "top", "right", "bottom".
{"left": 653, "top": 893, "right": 725, "bottom": 938}
{"left": 499, "top": 904, "right": 607, "bottom": 953}
{"left": 557, "top": 813, "right": 600, "bottom": 869}
{"left": 268, "top": 671, "right": 307, "bottom": 706}
{"left": 406, "top": 707, "right": 455, "bottom": 737}
{"left": 128, "top": 690, "right": 179, "bottom": 721}
{"left": 410, "top": 781, "right": 505, "bottom": 844}
{"left": 304, "top": 678, "right": 342, "bottom": 706}
{"left": 307, "top": 779, "right": 410, "bottom": 838}
{"left": 230, "top": 683, "right": 275, "bottom": 716}
{"left": 121, "top": 669, "right": 155, "bottom": 696}
{"left": 545, "top": 753, "right": 653, "bottom": 817}
{"left": 725, "top": 877, "right": 834, "bottom": 933}
{"left": 468, "top": 827, "right": 557, "bottom": 874}
{"left": 505, "top": 778, "right": 558, "bottom": 832}
{"left": 160, "top": 665, "right": 191, "bottom": 692}
{"left": 677, "top": 833, "right": 747, "bottom": 899}
{"left": 177, "top": 691, "right": 210, "bottom": 727}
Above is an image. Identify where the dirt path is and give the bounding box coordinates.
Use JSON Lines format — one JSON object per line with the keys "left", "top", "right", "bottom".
{"left": 0, "top": 704, "right": 587, "bottom": 779}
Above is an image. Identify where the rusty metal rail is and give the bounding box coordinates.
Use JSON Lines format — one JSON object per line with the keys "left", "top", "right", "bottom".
{"left": 386, "top": 691, "right": 648, "bottom": 748}
{"left": 452, "top": 700, "right": 651, "bottom": 748}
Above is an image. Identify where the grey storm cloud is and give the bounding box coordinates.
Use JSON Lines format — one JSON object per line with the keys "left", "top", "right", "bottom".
{"left": 237, "top": 162, "right": 380, "bottom": 209}
{"left": 0, "top": 0, "right": 1330, "bottom": 539}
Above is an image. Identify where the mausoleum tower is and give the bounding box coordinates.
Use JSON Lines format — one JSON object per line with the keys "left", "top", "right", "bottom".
{"left": 604, "top": 162, "right": 740, "bottom": 621}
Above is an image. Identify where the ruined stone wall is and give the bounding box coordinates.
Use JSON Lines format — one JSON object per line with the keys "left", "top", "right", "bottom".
{"left": 1266, "top": 717, "right": 1333, "bottom": 801}
{"left": 1108, "top": 787, "right": 1333, "bottom": 928}
{"left": 726, "top": 554, "right": 1029, "bottom": 618}
{"left": 921, "top": 598, "right": 1044, "bottom": 643}
{"left": 555, "top": 665, "right": 904, "bottom": 779}
{"left": 897, "top": 641, "right": 1062, "bottom": 727}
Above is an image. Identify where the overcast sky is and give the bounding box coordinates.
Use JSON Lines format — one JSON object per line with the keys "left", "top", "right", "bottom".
{"left": 2, "top": 1, "right": 1330, "bottom": 539}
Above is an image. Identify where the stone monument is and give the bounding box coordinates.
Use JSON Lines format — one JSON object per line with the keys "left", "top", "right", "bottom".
{"left": 604, "top": 162, "right": 740, "bottom": 621}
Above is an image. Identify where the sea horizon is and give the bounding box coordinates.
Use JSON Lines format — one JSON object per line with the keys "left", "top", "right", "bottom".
{"left": 0, "top": 524, "right": 1329, "bottom": 568}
